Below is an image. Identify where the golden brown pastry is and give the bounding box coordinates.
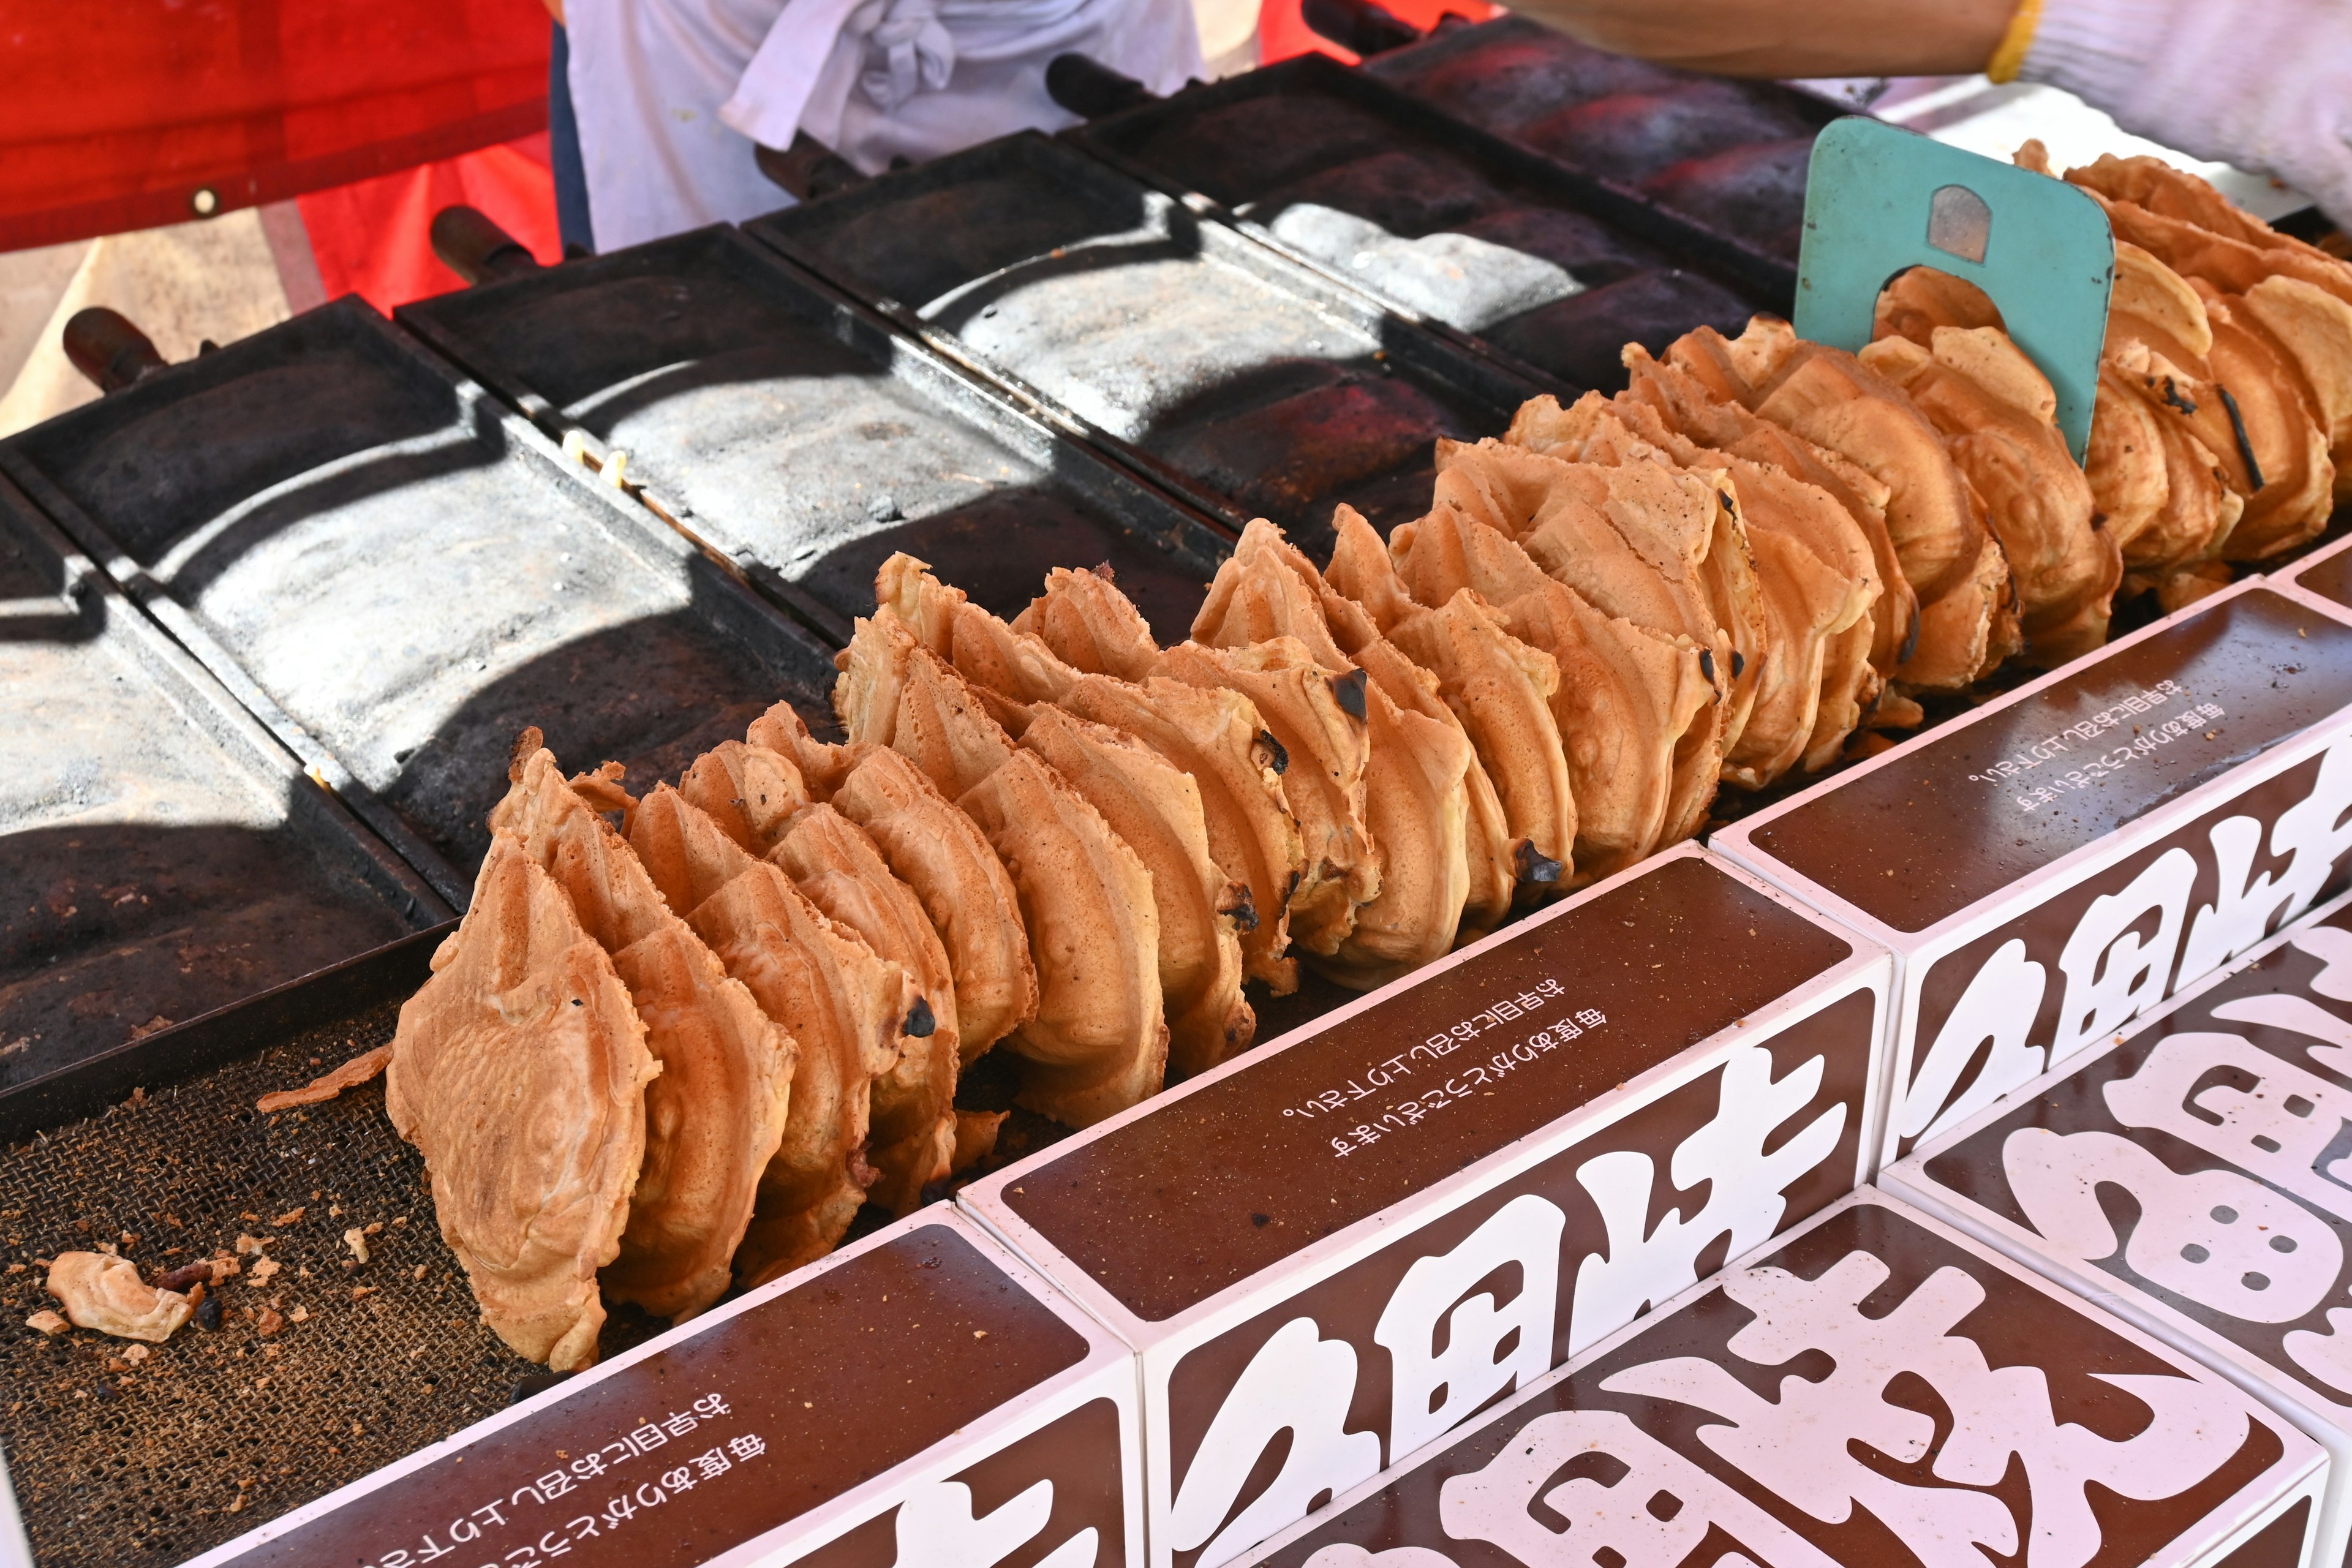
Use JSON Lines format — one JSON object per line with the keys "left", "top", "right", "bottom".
{"left": 1156, "top": 636, "right": 1377, "bottom": 957}
{"left": 839, "top": 616, "right": 1169, "bottom": 1123}
{"left": 961, "top": 748, "right": 1168, "bottom": 1124}
{"left": 45, "top": 1253, "right": 192, "bottom": 1343}
{"left": 1193, "top": 520, "right": 1477, "bottom": 986}
{"left": 2193, "top": 282, "right": 2336, "bottom": 560}
{"left": 840, "top": 611, "right": 1019, "bottom": 796}
{"left": 386, "top": 835, "right": 657, "bottom": 1368}
{"left": 1616, "top": 347, "right": 1918, "bottom": 685}
{"left": 1390, "top": 491, "right": 1708, "bottom": 881}
{"left": 1016, "top": 564, "right": 1163, "bottom": 681}
{"left": 1317, "top": 511, "right": 1518, "bottom": 938}
{"left": 629, "top": 783, "right": 908, "bottom": 1286}
{"left": 1058, "top": 671, "right": 1305, "bottom": 1000}
{"left": 879, "top": 556, "right": 1261, "bottom": 1061}
{"left": 1335, "top": 516, "right": 1575, "bottom": 902}
{"left": 677, "top": 741, "right": 810, "bottom": 854}
{"left": 771, "top": 802, "right": 959, "bottom": 1216}
{"left": 488, "top": 741, "right": 790, "bottom": 1324}
{"left": 827, "top": 738, "right": 1038, "bottom": 1058}
{"left": 1529, "top": 392, "right": 1882, "bottom": 776}
{"left": 1022, "top": 706, "right": 1253, "bottom": 1070}
{"left": 1860, "top": 328, "right": 2121, "bottom": 665}
{"left": 1668, "top": 318, "right": 2016, "bottom": 688}
{"left": 1433, "top": 437, "right": 1733, "bottom": 826}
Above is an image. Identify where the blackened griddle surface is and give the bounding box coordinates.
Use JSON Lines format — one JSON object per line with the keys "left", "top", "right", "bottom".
{"left": 752, "top": 133, "right": 1534, "bottom": 552}
{"left": 398, "top": 228, "right": 1227, "bottom": 643}
{"left": 1, "top": 300, "right": 837, "bottom": 904}
{"left": 0, "top": 486, "right": 437, "bottom": 1091}
{"left": 1074, "top": 56, "right": 1770, "bottom": 391}
{"left": 0, "top": 984, "right": 677, "bottom": 1568}
{"left": 1365, "top": 17, "right": 1835, "bottom": 264}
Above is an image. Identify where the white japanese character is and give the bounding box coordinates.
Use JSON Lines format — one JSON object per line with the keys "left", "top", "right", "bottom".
{"left": 693, "top": 1394, "right": 729, "bottom": 1418}
{"left": 692, "top": 1448, "right": 731, "bottom": 1480}
{"left": 727, "top": 1434, "right": 766, "bottom": 1461}
{"left": 2004, "top": 1125, "right": 2340, "bottom": 1321}
{"left": 1901, "top": 939, "right": 2049, "bottom": 1147}
{"left": 1167, "top": 1317, "right": 1382, "bottom": 1568}
{"left": 2104, "top": 1029, "right": 2352, "bottom": 1221}
{"left": 2052, "top": 848, "right": 2197, "bottom": 1064}
{"left": 1374, "top": 1194, "right": 1564, "bottom": 1459}
{"left": 1602, "top": 1252, "right": 2247, "bottom": 1568}
{"left": 629, "top": 1424, "right": 667, "bottom": 1454}
{"left": 888, "top": 1477, "right": 1097, "bottom": 1568}
{"left": 662, "top": 1412, "right": 697, "bottom": 1439}
{"left": 1571, "top": 1046, "right": 1847, "bottom": 1354}
{"left": 1439, "top": 1409, "right": 1841, "bottom": 1568}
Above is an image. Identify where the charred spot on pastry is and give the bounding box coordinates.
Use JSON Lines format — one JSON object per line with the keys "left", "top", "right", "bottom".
{"left": 508, "top": 725, "right": 546, "bottom": 782}
{"left": 1256, "top": 729, "right": 1290, "bottom": 775}
{"left": 903, "top": 996, "right": 937, "bottom": 1039}
{"left": 1730, "top": 649, "right": 1744, "bottom": 679}
{"left": 1513, "top": 840, "right": 1564, "bottom": 885}
{"left": 1220, "top": 883, "right": 1261, "bottom": 935}
{"left": 2160, "top": 376, "right": 2199, "bottom": 416}
{"left": 1899, "top": 612, "right": 1922, "bottom": 668}
{"left": 2219, "top": 385, "right": 2267, "bottom": 491}
{"left": 1698, "top": 647, "right": 1716, "bottom": 685}
{"left": 1329, "top": 668, "right": 1369, "bottom": 721}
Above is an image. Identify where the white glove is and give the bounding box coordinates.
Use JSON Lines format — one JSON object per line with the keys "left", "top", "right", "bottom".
{"left": 2020, "top": 0, "right": 2352, "bottom": 228}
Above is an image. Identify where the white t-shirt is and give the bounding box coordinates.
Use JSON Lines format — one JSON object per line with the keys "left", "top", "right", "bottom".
{"left": 568, "top": 0, "right": 1205, "bottom": 252}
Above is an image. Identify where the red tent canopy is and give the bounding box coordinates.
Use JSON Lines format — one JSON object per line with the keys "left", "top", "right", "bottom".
{"left": 0, "top": 0, "right": 549, "bottom": 252}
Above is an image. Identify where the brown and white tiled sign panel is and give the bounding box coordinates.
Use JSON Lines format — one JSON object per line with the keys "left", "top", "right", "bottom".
{"left": 1237, "top": 1190, "right": 2329, "bottom": 1568}
{"left": 1886, "top": 889, "right": 2352, "bottom": 1568}
{"left": 1713, "top": 582, "right": 2352, "bottom": 1170}
{"left": 185, "top": 1209, "right": 1143, "bottom": 1568}
{"left": 957, "top": 846, "right": 1892, "bottom": 1568}
{"left": 2276, "top": 533, "right": 2352, "bottom": 615}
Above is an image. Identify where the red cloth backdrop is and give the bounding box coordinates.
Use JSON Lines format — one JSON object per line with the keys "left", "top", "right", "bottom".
{"left": 1258, "top": 0, "right": 1498, "bottom": 66}
{"left": 0, "top": 0, "right": 549, "bottom": 252}
{"left": 300, "top": 134, "right": 562, "bottom": 314}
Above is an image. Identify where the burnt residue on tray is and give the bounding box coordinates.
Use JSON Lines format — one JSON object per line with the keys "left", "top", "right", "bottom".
{"left": 1076, "top": 60, "right": 1766, "bottom": 393}
{"left": 399, "top": 228, "right": 1228, "bottom": 643}
{"left": 1366, "top": 16, "right": 1835, "bottom": 262}
{"left": 754, "top": 134, "right": 1531, "bottom": 551}
{"left": 0, "top": 489, "right": 439, "bottom": 1088}
{"left": 0, "top": 998, "right": 628, "bottom": 1568}
{"left": 2, "top": 300, "right": 838, "bottom": 904}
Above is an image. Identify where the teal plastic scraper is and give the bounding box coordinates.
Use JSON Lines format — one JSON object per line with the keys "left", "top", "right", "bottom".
{"left": 1793, "top": 116, "right": 2115, "bottom": 462}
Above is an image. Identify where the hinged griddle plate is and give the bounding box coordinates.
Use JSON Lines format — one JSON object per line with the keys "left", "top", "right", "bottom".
{"left": 1794, "top": 115, "right": 2113, "bottom": 461}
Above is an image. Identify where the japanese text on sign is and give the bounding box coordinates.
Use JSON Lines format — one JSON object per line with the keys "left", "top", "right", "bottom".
{"left": 1280, "top": 980, "right": 1572, "bottom": 1122}
{"left": 1324, "top": 1011, "right": 1608, "bottom": 1158}
{"left": 355, "top": 1393, "right": 770, "bottom": 1568}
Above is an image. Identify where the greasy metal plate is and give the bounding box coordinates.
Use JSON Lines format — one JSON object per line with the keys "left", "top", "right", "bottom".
{"left": 399, "top": 227, "right": 1232, "bottom": 644}
{"left": 1074, "top": 54, "right": 1775, "bottom": 391}
{"left": 0, "top": 482, "right": 443, "bottom": 1090}
{"left": 1, "top": 301, "right": 839, "bottom": 905}
{"left": 1364, "top": 17, "right": 1837, "bottom": 265}
{"left": 752, "top": 132, "right": 1539, "bottom": 553}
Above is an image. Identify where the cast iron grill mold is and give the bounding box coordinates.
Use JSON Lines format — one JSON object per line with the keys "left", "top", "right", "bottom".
{"left": 1071, "top": 51, "right": 1785, "bottom": 394}
{"left": 0, "top": 300, "right": 841, "bottom": 909}
{"left": 0, "top": 476, "right": 447, "bottom": 1095}
{"left": 400, "top": 225, "right": 1236, "bottom": 646}
{"left": 1364, "top": 15, "right": 1839, "bottom": 266}
{"left": 750, "top": 131, "right": 1542, "bottom": 554}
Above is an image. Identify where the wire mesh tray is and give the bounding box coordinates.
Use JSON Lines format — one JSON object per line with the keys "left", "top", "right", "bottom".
{"left": 750, "top": 131, "right": 1540, "bottom": 554}
{"left": 0, "top": 477, "right": 447, "bottom": 1094}
{"left": 1363, "top": 15, "right": 1840, "bottom": 266}
{"left": 1070, "top": 52, "right": 1785, "bottom": 393}
{"left": 400, "top": 226, "right": 1235, "bottom": 646}
{"left": 0, "top": 300, "right": 841, "bottom": 908}
{"left": 0, "top": 927, "right": 666, "bottom": 1568}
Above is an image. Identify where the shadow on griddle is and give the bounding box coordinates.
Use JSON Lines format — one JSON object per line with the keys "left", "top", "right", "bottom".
{"left": 0, "top": 813, "right": 417, "bottom": 1092}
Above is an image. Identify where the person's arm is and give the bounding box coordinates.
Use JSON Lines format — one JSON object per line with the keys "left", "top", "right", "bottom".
{"left": 1496, "top": 0, "right": 2019, "bottom": 78}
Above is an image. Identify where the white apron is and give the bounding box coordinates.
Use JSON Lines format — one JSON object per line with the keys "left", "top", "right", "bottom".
{"left": 569, "top": 0, "right": 1205, "bottom": 252}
